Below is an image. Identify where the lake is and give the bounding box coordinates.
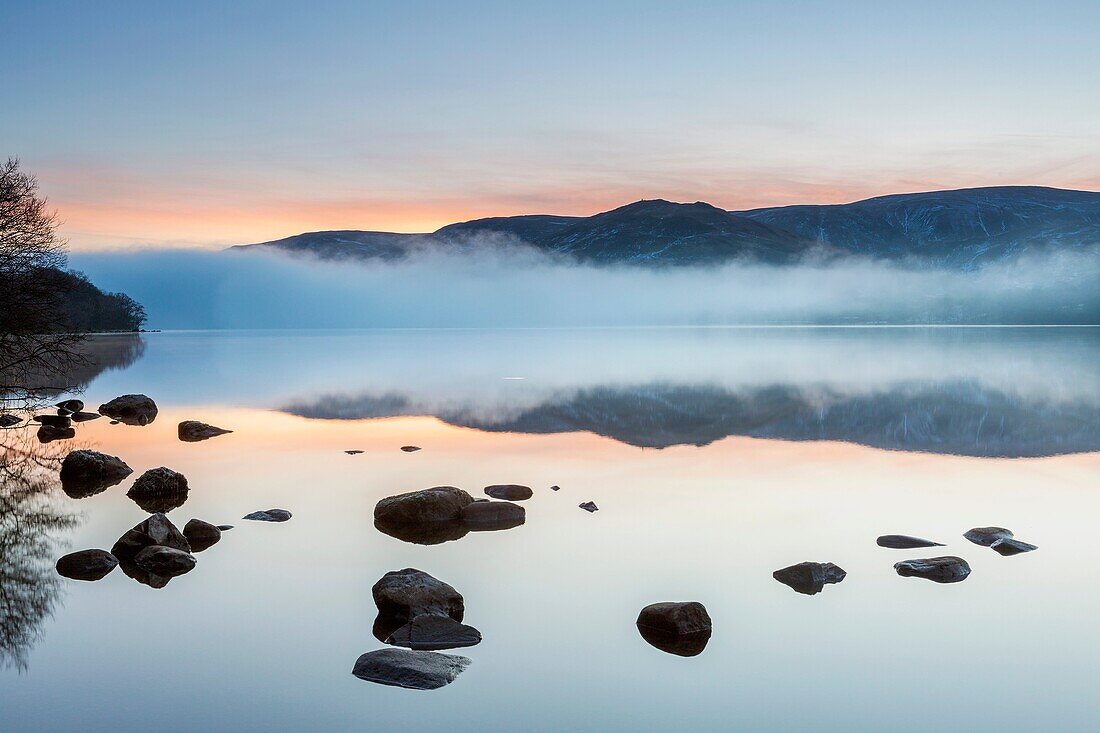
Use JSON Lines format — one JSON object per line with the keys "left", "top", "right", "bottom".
{"left": 2, "top": 327, "right": 1099, "bottom": 731}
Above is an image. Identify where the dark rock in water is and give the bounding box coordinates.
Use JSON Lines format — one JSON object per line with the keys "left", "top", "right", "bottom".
{"left": 56, "top": 399, "right": 84, "bottom": 412}
{"left": 56, "top": 549, "right": 118, "bottom": 581}
{"left": 111, "top": 513, "right": 191, "bottom": 588}
{"left": 550, "top": 485, "right": 561, "bottom": 491}
{"left": 60, "top": 449, "right": 133, "bottom": 498}
{"left": 375, "top": 517, "right": 470, "bottom": 545}
{"left": 400, "top": 445, "right": 421, "bottom": 452}
{"left": 217, "top": 524, "right": 234, "bottom": 531}
{"left": 344, "top": 450, "right": 364, "bottom": 455}
{"left": 877, "top": 535, "right": 945, "bottom": 549}
{"left": 351, "top": 648, "right": 471, "bottom": 690}
{"left": 37, "top": 425, "right": 75, "bottom": 443}
{"left": 459, "top": 500, "right": 525, "bottom": 531}
{"left": 110, "top": 420, "right": 120, "bottom": 425}
{"left": 579, "top": 501, "right": 598, "bottom": 512}
{"left": 990, "top": 537, "right": 1038, "bottom": 556}
{"left": 98, "top": 394, "right": 158, "bottom": 426}
{"left": 385, "top": 614, "right": 482, "bottom": 651}
{"left": 636, "top": 602, "right": 712, "bottom": 657}
{"left": 71, "top": 411, "right": 102, "bottom": 422}
{"left": 33, "top": 414, "right": 72, "bottom": 428}
{"left": 773, "top": 562, "right": 847, "bottom": 595}
{"left": 0, "top": 413, "right": 22, "bottom": 428}
{"left": 373, "top": 568, "right": 465, "bottom": 623}
{"left": 178, "top": 420, "right": 233, "bottom": 442}
{"left": 374, "top": 486, "right": 473, "bottom": 526}
{"left": 484, "top": 484, "right": 533, "bottom": 501}
{"left": 183, "top": 519, "right": 222, "bottom": 552}
{"left": 134, "top": 545, "right": 196, "bottom": 578}
{"left": 127, "top": 467, "right": 189, "bottom": 513}
{"left": 243, "top": 509, "right": 292, "bottom": 522}
{"left": 964, "top": 527, "right": 1013, "bottom": 547}
{"left": 637, "top": 625, "right": 712, "bottom": 657}
{"left": 894, "top": 556, "right": 971, "bottom": 583}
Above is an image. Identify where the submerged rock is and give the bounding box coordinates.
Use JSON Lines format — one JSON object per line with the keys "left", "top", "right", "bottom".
{"left": 0, "top": 413, "right": 22, "bottom": 428}
{"left": 400, "top": 446, "right": 421, "bottom": 452}
{"left": 33, "top": 414, "right": 72, "bottom": 428}
{"left": 178, "top": 420, "right": 233, "bottom": 442}
{"left": 636, "top": 602, "right": 712, "bottom": 657}
{"left": 183, "top": 519, "right": 222, "bottom": 552}
{"left": 134, "top": 545, "right": 196, "bottom": 578}
{"left": 990, "top": 537, "right": 1038, "bottom": 556}
{"left": 484, "top": 484, "right": 533, "bottom": 501}
{"left": 55, "top": 549, "right": 118, "bottom": 581}
{"left": 373, "top": 568, "right": 465, "bottom": 623}
{"left": 351, "top": 648, "right": 471, "bottom": 690}
{"left": 894, "top": 556, "right": 971, "bottom": 583}
{"left": 374, "top": 486, "right": 473, "bottom": 526}
{"left": 127, "top": 467, "right": 189, "bottom": 513}
{"left": 773, "top": 562, "right": 847, "bottom": 595}
{"left": 964, "top": 527, "right": 1013, "bottom": 547}
{"left": 877, "top": 535, "right": 945, "bottom": 549}
{"left": 579, "top": 501, "right": 598, "bottom": 512}
{"left": 56, "top": 399, "right": 84, "bottom": 412}
{"left": 99, "top": 394, "right": 158, "bottom": 426}
{"left": 37, "top": 425, "right": 75, "bottom": 443}
{"left": 385, "top": 614, "right": 482, "bottom": 651}
{"left": 243, "top": 509, "right": 292, "bottom": 522}
{"left": 60, "top": 449, "right": 133, "bottom": 498}
{"left": 459, "top": 500, "right": 525, "bottom": 530}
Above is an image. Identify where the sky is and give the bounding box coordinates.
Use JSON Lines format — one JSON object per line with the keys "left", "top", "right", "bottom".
{"left": 4, "top": 0, "right": 1099, "bottom": 250}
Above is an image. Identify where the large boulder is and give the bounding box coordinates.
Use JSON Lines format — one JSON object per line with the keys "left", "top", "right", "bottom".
{"left": 384, "top": 615, "right": 482, "bottom": 651}
{"left": 876, "top": 535, "right": 944, "bottom": 549}
{"left": 55, "top": 549, "right": 118, "bottom": 581}
{"left": 178, "top": 420, "right": 233, "bottom": 442}
{"left": 99, "top": 394, "right": 158, "bottom": 426}
{"left": 351, "top": 648, "right": 471, "bottom": 690}
{"left": 964, "top": 527, "right": 1013, "bottom": 547}
{"left": 636, "top": 602, "right": 712, "bottom": 657}
{"left": 374, "top": 486, "right": 473, "bottom": 526}
{"left": 126, "top": 467, "right": 189, "bottom": 513}
{"left": 372, "top": 568, "right": 464, "bottom": 623}
{"left": 459, "top": 500, "right": 525, "bottom": 530}
{"left": 894, "top": 556, "right": 971, "bottom": 583}
{"left": 60, "top": 450, "right": 133, "bottom": 498}
{"left": 773, "top": 562, "right": 847, "bottom": 595}
{"left": 483, "top": 484, "right": 533, "bottom": 501}
{"left": 183, "top": 519, "right": 222, "bottom": 552}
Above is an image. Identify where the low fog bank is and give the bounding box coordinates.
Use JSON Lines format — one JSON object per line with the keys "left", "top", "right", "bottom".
{"left": 70, "top": 244, "right": 1100, "bottom": 329}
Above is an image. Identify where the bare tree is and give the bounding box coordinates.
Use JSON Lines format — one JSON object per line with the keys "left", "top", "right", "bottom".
{"left": 0, "top": 159, "right": 83, "bottom": 406}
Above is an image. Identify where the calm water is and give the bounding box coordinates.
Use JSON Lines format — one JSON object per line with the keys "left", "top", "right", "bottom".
{"left": 2, "top": 327, "right": 1099, "bottom": 731}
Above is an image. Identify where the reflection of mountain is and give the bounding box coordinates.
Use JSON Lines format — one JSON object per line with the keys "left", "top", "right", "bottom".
{"left": 0, "top": 431, "right": 78, "bottom": 670}
{"left": 283, "top": 382, "right": 1100, "bottom": 458}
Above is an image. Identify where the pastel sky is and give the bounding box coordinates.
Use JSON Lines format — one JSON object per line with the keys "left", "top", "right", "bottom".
{"left": 5, "top": 0, "right": 1099, "bottom": 250}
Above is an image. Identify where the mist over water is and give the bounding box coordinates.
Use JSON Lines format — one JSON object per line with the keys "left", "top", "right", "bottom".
{"left": 70, "top": 244, "right": 1100, "bottom": 329}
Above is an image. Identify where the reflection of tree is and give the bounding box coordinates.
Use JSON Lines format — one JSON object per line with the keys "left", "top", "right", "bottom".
{"left": 0, "top": 429, "right": 78, "bottom": 671}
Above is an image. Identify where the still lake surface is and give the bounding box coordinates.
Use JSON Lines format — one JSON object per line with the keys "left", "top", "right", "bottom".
{"left": 2, "top": 327, "right": 1099, "bottom": 731}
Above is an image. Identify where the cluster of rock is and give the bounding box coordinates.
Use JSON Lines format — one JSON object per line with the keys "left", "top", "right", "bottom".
{"left": 28, "top": 399, "right": 102, "bottom": 443}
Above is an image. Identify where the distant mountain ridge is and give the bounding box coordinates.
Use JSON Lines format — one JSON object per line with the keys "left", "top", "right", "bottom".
{"left": 230, "top": 186, "right": 1100, "bottom": 268}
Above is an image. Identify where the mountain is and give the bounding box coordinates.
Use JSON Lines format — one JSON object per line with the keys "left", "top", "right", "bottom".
{"left": 230, "top": 186, "right": 1100, "bottom": 268}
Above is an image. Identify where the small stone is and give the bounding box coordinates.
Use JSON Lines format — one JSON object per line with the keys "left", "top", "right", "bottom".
{"left": 550, "top": 485, "right": 561, "bottom": 491}
{"left": 990, "top": 538, "right": 1038, "bottom": 556}
{"left": 579, "top": 501, "right": 598, "bottom": 512}
{"left": 964, "top": 527, "right": 1013, "bottom": 547}
{"left": 773, "top": 562, "right": 847, "bottom": 595}
{"left": 127, "top": 467, "right": 189, "bottom": 513}
{"left": 636, "top": 601, "right": 713, "bottom": 657}
{"left": 894, "top": 556, "right": 971, "bottom": 583}
{"left": 484, "top": 484, "right": 533, "bottom": 501}
{"left": 400, "top": 446, "right": 421, "bottom": 452}
{"left": 178, "top": 420, "right": 233, "bottom": 442}
{"left": 877, "top": 535, "right": 944, "bottom": 549}
{"left": 351, "top": 648, "right": 470, "bottom": 690}
{"left": 345, "top": 450, "right": 364, "bottom": 455}
{"left": 70, "top": 411, "right": 102, "bottom": 422}
{"left": 183, "top": 519, "right": 222, "bottom": 552}
{"left": 243, "top": 509, "right": 292, "bottom": 522}
{"left": 217, "top": 524, "right": 234, "bottom": 531}
{"left": 56, "top": 549, "right": 118, "bottom": 581}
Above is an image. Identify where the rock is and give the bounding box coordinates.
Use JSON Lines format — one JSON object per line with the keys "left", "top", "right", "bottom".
{"left": 579, "top": 501, "right": 598, "bottom": 512}
{"left": 374, "top": 486, "right": 473, "bottom": 526}
{"left": 183, "top": 519, "right": 222, "bottom": 552}
{"left": 400, "top": 446, "right": 421, "bottom": 452}
{"left": 636, "top": 602, "right": 712, "bottom": 657}
{"left": 134, "top": 545, "right": 196, "bottom": 578}
{"left": 484, "top": 484, "right": 533, "bottom": 501}
{"left": 126, "top": 467, "right": 189, "bottom": 513}
{"left": 37, "top": 425, "right": 75, "bottom": 443}
{"left": 375, "top": 518, "right": 469, "bottom": 546}
{"left": 56, "top": 407, "right": 72, "bottom": 417}
{"left": 216, "top": 524, "right": 234, "bottom": 531}
{"left": 70, "top": 411, "right": 102, "bottom": 422}
{"left": 55, "top": 549, "right": 118, "bottom": 581}
{"left": 111, "top": 513, "right": 191, "bottom": 588}
{"left": 964, "top": 527, "right": 1013, "bottom": 547}
{"left": 33, "top": 414, "right": 72, "bottom": 428}
{"left": 344, "top": 450, "right": 364, "bottom": 455}
{"left": 56, "top": 399, "right": 84, "bottom": 412}
{"left": 773, "top": 562, "right": 847, "bottom": 595}
{"left": 178, "top": 420, "right": 233, "bottom": 442}
{"left": 385, "top": 614, "right": 482, "bottom": 651}
{"left": 351, "top": 648, "right": 471, "bottom": 690}
{"left": 243, "top": 509, "right": 292, "bottom": 522}
{"left": 894, "top": 556, "right": 971, "bottom": 583}
{"left": 877, "top": 535, "right": 944, "bottom": 549}
{"left": 373, "top": 568, "right": 464, "bottom": 623}
{"left": 550, "top": 485, "right": 561, "bottom": 491}
{"left": 0, "top": 413, "right": 22, "bottom": 428}
{"left": 990, "top": 538, "right": 1038, "bottom": 556}
{"left": 98, "top": 394, "right": 158, "bottom": 426}
{"left": 60, "top": 449, "right": 133, "bottom": 498}
{"left": 459, "top": 500, "right": 525, "bottom": 531}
